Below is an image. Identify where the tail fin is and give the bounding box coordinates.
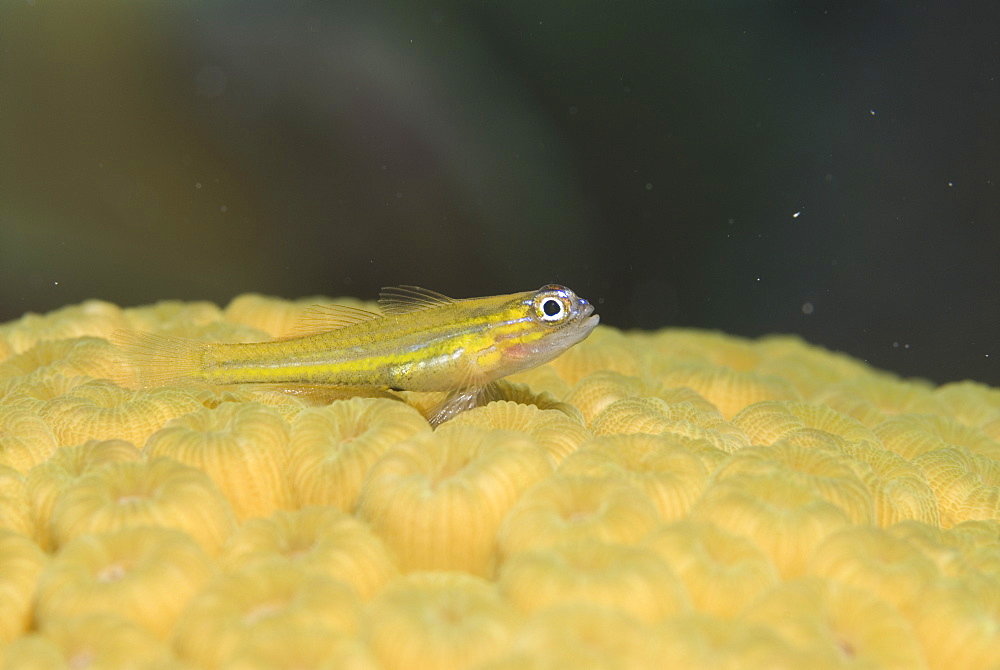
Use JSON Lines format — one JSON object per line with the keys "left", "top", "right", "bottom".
{"left": 110, "top": 330, "right": 210, "bottom": 389}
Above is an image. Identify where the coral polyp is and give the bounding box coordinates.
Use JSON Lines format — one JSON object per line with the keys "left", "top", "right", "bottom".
{"left": 1, "top": 295, "right": 998, "bottom": 668}
{"left": 286, "top": 398, "right": 430, "bottom": 511}
{"left": 362, "top": 572, "right": 516, "bottom": 670}
{"left": 357, "top": 426, "right": 552, "bottom": 576}
{"left": 221, "top": 506, "right": 397, "bottom": 600}
{"left": 32, "top": 526, "right": 215, "bottom": 639}
{"left": 143, "top": 402, "right": 292, "bottom": 520}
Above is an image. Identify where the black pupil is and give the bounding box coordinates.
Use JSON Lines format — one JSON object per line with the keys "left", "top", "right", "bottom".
{"left": 542, "top": 299, "right": 562, "bottom": 317}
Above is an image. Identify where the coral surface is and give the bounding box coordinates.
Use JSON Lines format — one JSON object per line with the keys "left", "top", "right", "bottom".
{"left": 1, "top": 295, "right": 999, "bottom": 669}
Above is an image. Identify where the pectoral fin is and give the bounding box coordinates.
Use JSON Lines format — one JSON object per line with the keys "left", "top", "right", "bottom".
{"left": 425, "top": 381, "right": 503, "bottom": 426}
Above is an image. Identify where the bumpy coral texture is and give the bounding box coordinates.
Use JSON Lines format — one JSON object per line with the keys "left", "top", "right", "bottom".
{"left": 1, "top": 296, "right": 999, "bottom": 669}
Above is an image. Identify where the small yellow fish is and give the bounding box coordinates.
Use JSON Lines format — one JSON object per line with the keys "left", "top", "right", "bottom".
{"left": 113, "top": 284, "right": 598, "bottom": 424}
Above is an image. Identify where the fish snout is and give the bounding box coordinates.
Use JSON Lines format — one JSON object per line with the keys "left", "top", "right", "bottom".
{"left": 579, "top": 301, "right": 599, "bottom": 332}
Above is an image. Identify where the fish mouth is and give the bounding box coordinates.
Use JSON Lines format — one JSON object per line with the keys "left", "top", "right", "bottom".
{"left": 581, "top": 307, "right": 599, "bottom": 333}
{"left": 578, "top": 302, "right": 598, "bottom": 330}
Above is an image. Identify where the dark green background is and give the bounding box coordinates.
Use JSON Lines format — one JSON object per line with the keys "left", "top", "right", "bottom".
{"left": 2, "top": 1, "right": 998, "bottom": 385}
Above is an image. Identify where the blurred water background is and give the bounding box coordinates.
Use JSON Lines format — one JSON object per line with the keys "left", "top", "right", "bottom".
{"left": 1, "top": 1, "right": 997, "bottom": 384}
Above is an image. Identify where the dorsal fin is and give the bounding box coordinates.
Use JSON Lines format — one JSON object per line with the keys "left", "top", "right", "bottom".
{"left": 378, "top": 285, "right": 456, "bottom": 315}
{"left": 282, "top": 303, "right": 381, "bottom": 338}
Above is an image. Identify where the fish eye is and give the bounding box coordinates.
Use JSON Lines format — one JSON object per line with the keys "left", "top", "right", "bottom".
{"left": 534, "top": 293, "right": 570, "bottom": 323}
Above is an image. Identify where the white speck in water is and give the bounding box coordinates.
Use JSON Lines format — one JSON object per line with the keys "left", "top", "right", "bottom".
{"left": 802, "top": 302, "right": 814, "bottom": 315}
{"left": 870, "top": 109, "right": 876, "bottom": 115}
{"left": 947, "top": 182, "right": 954, "bottom": 187}
{"left": 195, "top": 182, "right": 202, "bottom": 189}
{"left": 53, "top": 281, "right": 59, "bottom": 286}
{"left": 792, "top": 211, "right": 801, "bottom": 218}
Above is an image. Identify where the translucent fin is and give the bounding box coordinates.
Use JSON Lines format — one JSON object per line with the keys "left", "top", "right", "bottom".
{"left": 282, "top": 304, "right": 382, "bottom": 338}
{"left": 378, "top": 285, "right": 455, "bottom": 315}
{"left": 424, "top": 362, "right": 499, "bottom": 426}
{"left": 426, "top": 382, "right": 503, "bottom": 427}
{"left": 110, "top": 329, "right": 209, "bottom": 389}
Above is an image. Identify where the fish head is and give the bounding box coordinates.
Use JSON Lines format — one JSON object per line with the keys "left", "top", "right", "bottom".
{"left": 496, "top": 284, "right": 599, "bottom": 369}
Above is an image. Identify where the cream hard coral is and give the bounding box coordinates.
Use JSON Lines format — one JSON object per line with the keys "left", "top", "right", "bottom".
{"left": 48, "top": 457, "right": 237, "bottom": 556}
{"left": 361, "top": 572, "right": 517, "bottom": 670}
{"left": 643, "top": 520, "right": 779, "bottom": 618}
{"left": 0, "top": 406, "right": 59, "bottom": 473}
{"left": 286, "top": 398, "right": 430, "bottom": 511}
{"left": 40, "top": 380, "right": 203, "bottom": 447}
{"left": 221, "top": 506, "right": 397, "bottom": 600}
{"left": 498, "top": 539, "right": 690, "bottom": 622}
{"left": 0, "top": 301, "right": 125, "bottom": 354}
{"left": 589, "top": 395, "right": 751, "bottom": 453}
{"left": 1, "top": 294, "right": 999, "bottom": 669}
{"left": 741, "top": 577, "right": 929, "bottom": 669}
{"left": 357, "top": 426, "right": 552, "bottom": 576}
{"left": 497, "top": 474, "right": 662, "bottom": 557}
{"left": 33, "top": 526, "right": 215, "bottom": 639}
{"left": 172, "top": 561, "right": 361, "bottom": 669}
{"left": 25, "top": 438, "right": 143, "bottom": 550}
{"left": 144, "top": 402, "right": 292, "bottom": 520}
{"left": 485, "top": 605, "right": 660, "bottom": 669}
{"left": 2, "top": 613, "right": 175, "bottom": 669}
{"left": 438, "top": 399, "right": 591, "bottom": 465}
{"left": 690, "top": 470, "right": 854, "bottom": 578}
{"left": 0, "top": 530, "right": 46, "bottom": 643}
{"left": 0, "top": 465, "right": 33, "bottom": 539}
{"left": 557, "top": 433, "right": 713, "bottom": 521}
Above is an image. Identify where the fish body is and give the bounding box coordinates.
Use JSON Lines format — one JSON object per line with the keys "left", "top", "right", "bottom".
{"left": 114, "top": 285, "right": 599, "bottom": 424}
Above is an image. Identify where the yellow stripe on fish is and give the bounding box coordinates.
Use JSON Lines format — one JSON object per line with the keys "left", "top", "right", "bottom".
{"left": 112, "top": 285, "right": 599, "bottom": 424}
